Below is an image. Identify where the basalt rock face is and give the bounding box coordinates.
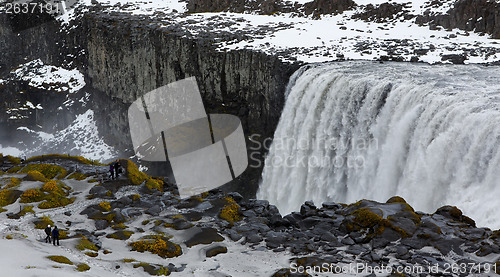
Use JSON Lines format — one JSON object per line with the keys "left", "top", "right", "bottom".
{"left": 79, "top": 12, "right": 298, "bottom": 146}
{"left": 186, "top": 0, "right": 356, "bottom": 16}
{"left": 416, "top": 0, "right": 500, "bottom": 38}
{"left": 0, "top": 9, "right": 299, "bottom": 197}
{"left": 0, "top": 14, "right": 61, "bottom": 76}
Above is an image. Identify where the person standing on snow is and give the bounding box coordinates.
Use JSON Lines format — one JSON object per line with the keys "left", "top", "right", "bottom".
{"left": 52, "top": 226, "right": 60, "bottom": 246}
{"left": 44, "top": 225, "right": 51, "bottom": 243}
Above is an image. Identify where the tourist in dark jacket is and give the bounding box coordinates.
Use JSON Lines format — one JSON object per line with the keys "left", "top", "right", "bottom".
{"left": 109, "top": 163, "right": 115, "bottom": 180}
{"left": 114, "top": 160, "right": 121, "bottom": 179}
{"left": 52, "top": 226, "right": 60, "bottom": 246}
{"left": 44, "top": 225, "right": 51, "bottom": 243}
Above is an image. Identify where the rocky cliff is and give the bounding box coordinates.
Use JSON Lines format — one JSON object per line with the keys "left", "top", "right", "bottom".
{"left": 0, "top": 8, "right": 299, "bottom": 197}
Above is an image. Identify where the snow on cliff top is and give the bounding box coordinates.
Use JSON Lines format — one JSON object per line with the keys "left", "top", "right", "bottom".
{"left": 46, "top": 0, "right": 500, "bottom": 64}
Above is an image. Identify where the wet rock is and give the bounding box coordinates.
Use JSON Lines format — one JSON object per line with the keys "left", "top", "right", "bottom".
{"left": 185, "top": 227, "right": 224, "bottom": 247}
{"left": 205, "top": 245, "right": 228, "bottom": 257}
{"left": 300, "top": 201, "right": 317, "bottom": 216}
{"left": 246, "top": 233, "right": 263, "bottom": 243}
{"left": 441, "top": 54, "right": 467, "bottom": 64}
{"left": 145, "top": 205, "right": 161, "bottom": 216}
{"left": 341, "top": 236, "right": 355, "bottom": 245}
{"left": 226, "top": 229, "right": 243, "bottom": 241}
{"left": 322, "top": 202, "right": 342, "bottom": 210}
{"left": 89, "top": 186, "right": 107, "bottom": 197}
{"left": 94, "top": 219, "right": 109, "bottom": 230}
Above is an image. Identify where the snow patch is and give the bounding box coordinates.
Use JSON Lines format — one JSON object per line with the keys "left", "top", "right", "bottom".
{"left": 11, "top": 59, "right": 85, "bottom": 94}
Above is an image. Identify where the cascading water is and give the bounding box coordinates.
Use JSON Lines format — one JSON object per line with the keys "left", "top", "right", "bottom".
{"left": 258, "top": 61, "right": 500, "bottom": 229}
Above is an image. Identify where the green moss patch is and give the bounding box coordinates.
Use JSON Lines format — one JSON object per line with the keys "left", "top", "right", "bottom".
{"left": 75, "top": 237, "right": 99, "bottom": 252}
{"left": 0, "top": 189, "right": 22, "bottom": 207}
{"left": 129, "top": 235, "right": 182, "bottom": 258}
{"left": 20, "top": 180, "right": 74, "bottom": 209}
{"left": 47, "top": 255, "right": 73, "bottom": 265}
{"left": 24, "top": 171, "right": 48, "bottom": 182}
{"left": 75, "top": 263, "right": 90, "bottom": 272}
{"left": 25, "top": 154, "right": 103, "bottom": 165}
{"left": 106, "top": 230, "right": 134, "bottom": 240}
{"left": 34, "top": 216, "right": 54, "bottom": 229}
{"left": 127, "top": 160, "right": 164, "bottom": 192}
{"left": 20, "top": 164, "right": 68, "bottom": 179}
{"left": 133, "top": 262, "right": 169, "bottom": 276}
{"left": 67, "top": 172, "right": 87, "bottom": 181}
{"left": 219, "top": 196, "right": 241, "bottom": 222}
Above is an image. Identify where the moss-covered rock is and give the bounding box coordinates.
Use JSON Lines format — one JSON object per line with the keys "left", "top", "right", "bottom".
{"left": 75, "top": 236, "right": 99, "bottom": 251}
{"left": 129, "top": 235, "right": 182, "bottom": 258}
{"left": 219, "top": 196, "right": 241, "bottom": 222}
{"left": 75, "top": 263, "right": 90, "bottom": 272}
{"left": 47, "top": 255, "right": 73, "bottom": 265}
{"left": 34, "top": 216, "right": 54, "bottom": 229}
{"left": 106, "top": 230, "right": 134, "bottom": 240}
{"left": 20, "top": 164, "right": 68, "bottom": 179}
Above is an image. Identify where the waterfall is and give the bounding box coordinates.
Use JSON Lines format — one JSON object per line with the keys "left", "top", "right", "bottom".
{"left": 258, "top": 61, "right": 500, "bottom": 229}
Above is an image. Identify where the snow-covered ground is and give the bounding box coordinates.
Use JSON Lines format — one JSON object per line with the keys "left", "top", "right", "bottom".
{"left": 55, "top": 0, "right": 500, "bottom": 64}
{"left": 0, "top": 174, "right": 294, "bottom": 277}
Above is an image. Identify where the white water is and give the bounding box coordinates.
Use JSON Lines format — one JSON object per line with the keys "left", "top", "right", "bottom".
{"left": 258, "top": 61, "right": 500, "bottom": 229}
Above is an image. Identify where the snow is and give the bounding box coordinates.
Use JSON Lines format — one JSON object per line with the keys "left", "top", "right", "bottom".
{"left": 0, "top": 176, "right": 294, "bottom": 277}
{"left": 52, "top": 0, "right": 500, "bottom": 64}
{"left": 11, "top": 59, "right": 85, "bottom": 93}
{"left": 0, "top": 145, "right": 24, "bottom": 157}
{"left": 27, "top": 110, "right": 117, "bottom": 161}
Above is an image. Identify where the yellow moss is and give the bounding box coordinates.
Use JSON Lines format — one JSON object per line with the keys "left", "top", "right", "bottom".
{"left": 145, "top": 178, "right": 164, "bottom": 192}
{"left": 105, "top": 190, "right": 113, "bottom": 197}
{"left": 351, "top": 208, "right": 383, "bottom": 228}
{"left": 129, "top": 235, "right": 182, "bottom": 258}
{"left": 34, "top": 216, "right": 54, "bottom": 229}
{"left": 67, "top": 172, "right": 87, "bottom": 181}
{"left": 127, "top": 160, "right": 148, "bottom": 186}
{"left": 38, "top": 196, "right": 75, "bottom": 209}
{"left": 75, "top": 263, "right": 90, "bottom": 272}
{"left": 219, "top": 196, "right": 241, "bottom": 222}
{"left": 127, "top": 160, "right": 164, "bottom": 191}
{"left": 47, "top": 255, "right": 73, "bottom": 265}
{"left": 5, "top": 155, "right": 21, "bottom": 165}
{"left": 131, "top": 194, "right": 141, "bottom": 201}
{"left": 122, "top": 258, "right": 136, "bottom": 263}
{"left": 75, "top": 237, "right": 98, "bottom": 252}
{"left": 42, "top": 180, "right": 59, "bottom": 192}
{"left": 84, "top": 252, "right": 98, "bottom": 257}
{"left": 5, "top": 235, "right": 12, "bottom": 240}
{"left": 25, "top": 154, "right": 103, "bottom": 165}
{"left": 25, "top": 171, "right": 48, "bottom": 182}
{"left": 20, "top": 164, "right": 67, "bottom": 179}
{"left": 112, "top": 223, "right": 127, "bottom": 230}
{"left": 20, "top": 188, "right": 44, "bottom": 203}
{"left": 4, "top": 177, "right": 21, "bottom": 189}
{"left": 59, "top": 229, "right": 69, "bottom": 239}
{"left": 6, "top": 166, "right": 22, "bottom": 173}
{"left": 99, "top": 201, "right": 111, "bottom": 212}
{"left": 0, "top": 189, "right": 21, "bottom": 206}
{"left": 386, "top": 196, "right": 407, "bottom": 204}
{"left": 15, "top": 205, "right": 34, "bottom": 217}
{"left": 106, "top": 230, "right": 134, "bottom": 240}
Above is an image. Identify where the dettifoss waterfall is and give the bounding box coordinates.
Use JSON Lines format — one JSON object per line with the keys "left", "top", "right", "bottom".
{"left": 258, "top": 61, "right": 500, "bottom": 229}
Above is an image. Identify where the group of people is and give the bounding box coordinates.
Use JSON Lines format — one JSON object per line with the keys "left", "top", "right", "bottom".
{"left": 109, "top": 160, "right": 122, "bottom": 180}
{"left": 44, "top": 225, "right": 60, "bottom": 246}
